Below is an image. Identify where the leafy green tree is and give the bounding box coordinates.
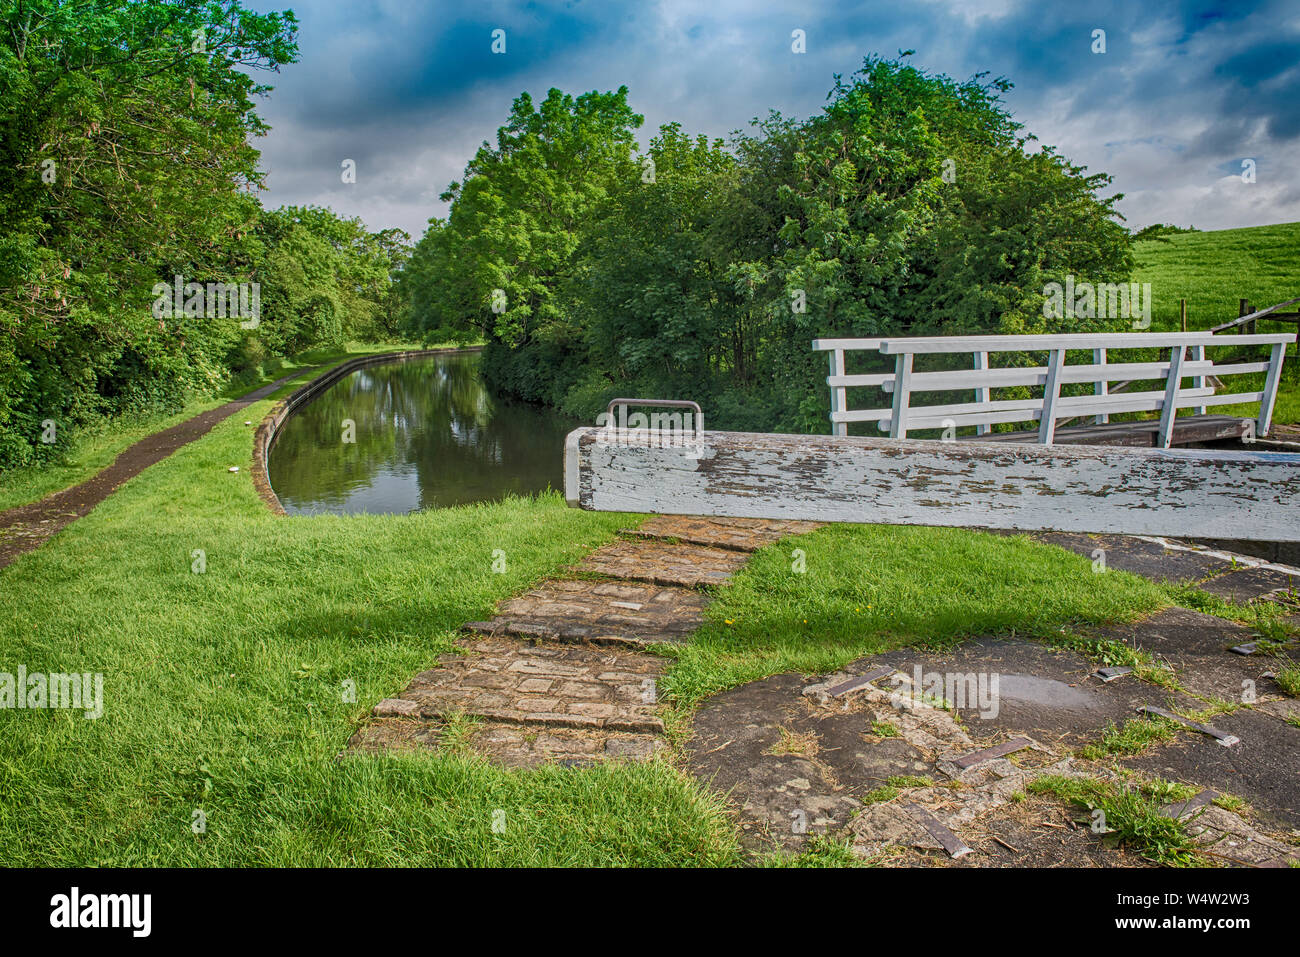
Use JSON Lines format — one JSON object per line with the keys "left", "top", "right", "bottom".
{"left": 721, "top": 57, "right": 1134, "bottom": 431}
{"left": 402, "top": 86, "right": 644, "bottom": 402}
{"left": 0, "top": 0, "right": 298, "bottom": 466}
{"left": 403, "top": 61, "right": 1132, "bottom": 434}
{"left": 568, "top": 123, "right": 740, "bottom": 417}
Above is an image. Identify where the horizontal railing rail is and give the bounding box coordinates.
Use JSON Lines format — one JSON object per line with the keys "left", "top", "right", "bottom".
{"left": 812, "top": 331, "right": 1294, "bottom": 446}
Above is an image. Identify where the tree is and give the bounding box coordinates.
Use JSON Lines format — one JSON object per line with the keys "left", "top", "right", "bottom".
{"left": 0, "top": 0, "right": 298, "bottom": 467}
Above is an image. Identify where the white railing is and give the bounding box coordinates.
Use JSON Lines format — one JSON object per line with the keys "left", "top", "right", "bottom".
{"left": 812, "top": 332, "right": 1294, "bottom": 446}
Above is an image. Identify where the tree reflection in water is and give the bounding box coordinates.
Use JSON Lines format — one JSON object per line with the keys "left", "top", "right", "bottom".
{"left": 269, "top": 353, "right": 581, "bottom": 514}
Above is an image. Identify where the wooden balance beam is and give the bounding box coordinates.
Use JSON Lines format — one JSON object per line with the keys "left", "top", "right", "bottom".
{"left": 565, "top": 428, "right": 1300, "bottom": 542}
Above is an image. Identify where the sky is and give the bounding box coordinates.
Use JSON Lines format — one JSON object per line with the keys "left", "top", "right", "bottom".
{"left": 243, "top": 0, "right": 1300, "bottom": 240}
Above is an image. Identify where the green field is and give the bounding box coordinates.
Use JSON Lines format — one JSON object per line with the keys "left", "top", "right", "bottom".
{"left": 1134, "top": 222, "right": 1300, "bottom": 333}
{"left": 1133, "top": 221, "right": 1300, "bottom": 425}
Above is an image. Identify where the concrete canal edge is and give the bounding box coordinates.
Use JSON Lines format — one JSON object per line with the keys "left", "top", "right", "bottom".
{"left": 251, "top": 347, "right": 483, "bottom": 516}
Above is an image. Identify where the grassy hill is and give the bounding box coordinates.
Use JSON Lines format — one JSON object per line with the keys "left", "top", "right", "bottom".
{"left": 1132, "top": 222, "right": 1300, "bottom": 426}
{"left": 1134, "top": 222, "right": 1300, "bottom": 333}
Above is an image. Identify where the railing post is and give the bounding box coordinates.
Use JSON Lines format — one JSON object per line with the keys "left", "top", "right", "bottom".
{"left": 828, "top": 349, "right": 848, "bottom": 437}
{"left": 1259, "top": 341, "right": 1286, "bottom": 438}
{"left": 1038, "top": 349, "right": 1065, "bottom": 444}
{"left": 1189, "top": 343, "right": 1206, "bottom": 415}
{"left": 889, "top": 352, "right": 913, "bottom": 439}
{"left": 1157, "top": 344, "right": 1186, "bottom": 449}
{"left": 973, "top": 351, "right": 990, "bottom": 435}
{"left": 1093, "top": 347, "right": 1108, "bottom": 425}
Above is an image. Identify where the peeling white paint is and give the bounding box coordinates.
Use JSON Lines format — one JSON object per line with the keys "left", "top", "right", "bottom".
{"left": 566, "top": 428, "right": 1300, "bottom": 543}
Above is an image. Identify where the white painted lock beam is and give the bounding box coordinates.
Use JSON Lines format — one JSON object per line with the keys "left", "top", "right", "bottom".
{"left": 565, "top": 427, "right": 1300, "bottom": 542}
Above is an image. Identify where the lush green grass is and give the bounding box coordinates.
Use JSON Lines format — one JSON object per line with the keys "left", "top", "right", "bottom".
{"left": 1133, "top": 221, "right": 1300, "bottom": 424}
{"left": 1276, "top": 663, "right": 1300, "bottom": 697}
{"left": 0, "top": 341, "right": 429, "bottom": 512}
{"left": 1078, "top": 716, "right": 1180, "bottom": 760}
{"left": 1133, "top": 223, "right": 1300, "bottom": 333}
{"left": 1028, "top": 775, "right": 1204, "bottom": 866}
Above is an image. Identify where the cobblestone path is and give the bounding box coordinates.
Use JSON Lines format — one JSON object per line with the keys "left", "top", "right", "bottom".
{"left": 347, "top": 516, "right": 820, "bottom": 766}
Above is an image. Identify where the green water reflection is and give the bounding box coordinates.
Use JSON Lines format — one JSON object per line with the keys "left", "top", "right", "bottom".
{"left": 268, "top": 352, "right": 581, "bottom": 514}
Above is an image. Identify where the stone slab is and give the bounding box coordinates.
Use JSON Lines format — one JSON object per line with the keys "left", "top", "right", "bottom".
{"left": 1086, "top": 607, "right": 1283, "bottom": 703}
{"left": 622, "top": 515, "right": 822, "bottom": 552}
{"left": 396, "top": 636, "right": 666, "bottom": 732}
{"left": 346, "top": 717, "right": 665, "bottom": 768}
{"left": 576, "top": 538, "right": 748, "bottom": 587}
{"left": 1121, "top": 706, "right": 1300, "bottom": 831}
{"left": 1029, "top": 532, "right": 1232, "bottom": 584}
{"left": 869, "top": 640, "right": 1190, "bottom": 749}
{"left": 684, "top": 672, "right": 931, "bottom": 853}
{"left": 466, "top": 578, "right": 709, "bottom": 647}
{"left": 1198, "top": 566, "right": 1300, "bottom": 603}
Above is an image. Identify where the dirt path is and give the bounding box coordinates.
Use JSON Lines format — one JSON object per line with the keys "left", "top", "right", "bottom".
{"left": 0, "top": 367, "right": 323, "bottom": 570}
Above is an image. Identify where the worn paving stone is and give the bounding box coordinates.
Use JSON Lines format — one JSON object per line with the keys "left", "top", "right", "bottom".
{"left": 1198, "top": 565, "right": 1300, "bottom": 603}
{"left": 465, "top": 578, "right": 709, "bottom": 648}
{"left": 468, "top": 723, "right": 666, "bottom": 768}
{"left": 346, "top": 717, "right": 665, "bottom": 769}
{"left": 347, "top": 717, "right": 441, "bottom": 753}
{"left": 1120, "top": 706, "right": 1300, "bottom": 833}
{"left": 1178, "top": 804, "right": 1299, "bottom": 867}
{"left": 686, "top": 647, "right": 1296, "bottom": 865}
{"left": 1027, "top": 531, "right": 1231, "bottom": 584}
{"left": 576, "top": 537, "right": 748, "bottom": 587}
{"left": 399, "top": 636, "right": 666, "bottom": 732}
{"left": 1085, "top": 607, "right": 1285, "bottom": 703}
{"left": 684, "top": 672, "right": 929, "bottom": 853}
{"left": 869, "top": 639, "right": 1192, "bottom": 750}
{"left": 925, "top": 796, "right": 1153, "bottom": 868}
{"left": 622, "top": 515, "right": 822, "bottom": 552}
{"left": 346, "top": 635, "right": 672, "bottom": 768}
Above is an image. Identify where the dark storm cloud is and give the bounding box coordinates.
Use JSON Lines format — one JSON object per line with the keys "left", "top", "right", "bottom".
{"left": 244, "top": 0, "right": 1300, "bottom": 236}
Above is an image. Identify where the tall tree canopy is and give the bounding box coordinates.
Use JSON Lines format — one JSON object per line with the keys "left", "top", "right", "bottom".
{"left": 403, "top": 57, "right": 1133, "bottom": 433}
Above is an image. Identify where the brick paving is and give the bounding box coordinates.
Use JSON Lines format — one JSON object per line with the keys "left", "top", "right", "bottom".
{"left": 576, "top": 537, "right": 749, "bottom": 587}
{"left": 622, "top": 515, "right": 823, "bottom": 552}
{"left": 381, "top": 636, "right": 666, "bottom": 732}
{"left": 464, "top": 579, "right": 708, "bottom": 648}
{"left": 349, "top": 511, "right": 1300, "bottom": 865}
{"left": 347, "top": 515, "right": 820, "bottom": 767}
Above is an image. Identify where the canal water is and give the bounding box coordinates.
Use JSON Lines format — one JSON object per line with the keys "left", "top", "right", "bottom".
{"left": 268, "top": 352, "right": 581, "bottom": 515}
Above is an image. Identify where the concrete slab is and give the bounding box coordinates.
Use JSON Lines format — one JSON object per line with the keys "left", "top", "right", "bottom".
{"left": 466, "top": 578, "right": 709, "bottom": 647}
{"left": 1199, "top": 566, "right": 1300, "bottom": 603}
{"left": 1121, "top": 706, "right": 1300, "bottom": 831}
{"left": 622, "top": 515, "right": 822, "bottom": 552}
{"left": 1086, "top": 607, "right": 1284, "bottom": 702}
{"left": 1030, "top": 532, "right": 1230, "bottom": 584}
{"left": 684, "top": 672, "right": 936, "bottom": 853}
{"left": 869, "top": 639, "right": 1189, "bottom": 749}
{"left": 576, "top": 538, "right": 748, "bottom": 587}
